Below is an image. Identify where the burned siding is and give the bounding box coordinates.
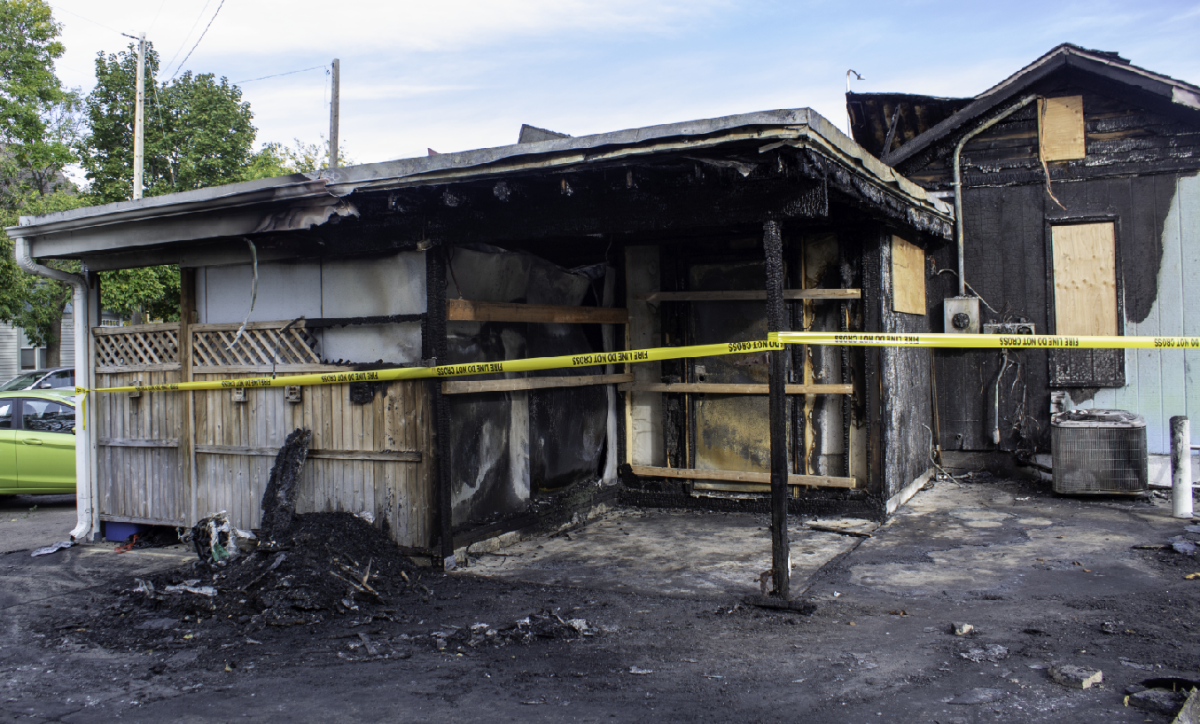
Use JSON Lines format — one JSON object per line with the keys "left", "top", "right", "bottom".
{"left": 865, "top": 230, "right": 934, "bottom": 503}
{"left": 925, "top": 163, "right": 1184, "bottom": 453}
{"left": 898, "top": 78, "right": 1200, "bottom": 191}
{"left": 883, "top": 69, "right": 1200, "bottom": 456}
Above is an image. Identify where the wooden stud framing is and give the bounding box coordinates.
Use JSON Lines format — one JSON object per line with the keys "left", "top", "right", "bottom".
{"left": 630, "top": 465, "right": 856, "bottom": 489}
{"left": 632, "top": 289, "right": 860, "bottom": 303}
{"left": 442, "top": 373, "right": 632, "bottom": 395}
{"left": 619, "top": 382, "right": 851, "bottom": 395}
{"left": 194, "top": 445, "right": 421, "bottom": 462}
{"left": 447, "top": 298, "right": 628, "bottom": 325}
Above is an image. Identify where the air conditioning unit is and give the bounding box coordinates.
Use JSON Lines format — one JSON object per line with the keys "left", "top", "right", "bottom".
{"left": 1051, "top": 409, "right": 1148, "bottom": 494}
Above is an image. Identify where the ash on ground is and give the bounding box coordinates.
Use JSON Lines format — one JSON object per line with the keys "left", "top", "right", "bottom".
{"left": 73, "top": 512, "right": 600, "bottom": 661}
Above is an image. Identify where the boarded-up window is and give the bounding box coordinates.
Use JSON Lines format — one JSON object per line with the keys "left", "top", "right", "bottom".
{"left": 1049, "top": 222, "right": 1124, "bottom": 387}
{"left": 891, "top": 236, "right": 926, "bottom": 315}
{"left": 1038, "top": 96, "right": 1085, "bottom": 162}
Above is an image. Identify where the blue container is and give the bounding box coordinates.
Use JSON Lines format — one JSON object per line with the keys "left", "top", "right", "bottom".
{"left": 104, "top": 521, "right": 146, "bottom": 542}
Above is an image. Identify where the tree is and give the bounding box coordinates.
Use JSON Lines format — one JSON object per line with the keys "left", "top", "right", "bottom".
{"left": 242, "top": 136, "right": 353, "bottom": 180}
{"left": 0, "top": 0, "right": 82, "bottom": 367}
{"left": 79, "top": 42, "right": 257, "bottom": 203}
{"left": 78, "top": 42, "right": 260, "bottom": 321}
{"left": 0, "top": 191, "right": 86, "bottom": 367}
{"left": 0, "top": 0, "right": 79, "bottom": 204}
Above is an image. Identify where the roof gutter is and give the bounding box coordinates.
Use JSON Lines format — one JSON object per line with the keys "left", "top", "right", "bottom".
{"left": 13, "top": 237, "right": 97, "bottom": 542}
{"left": 952, "top": 95, "right": 1037, "bottom": 296}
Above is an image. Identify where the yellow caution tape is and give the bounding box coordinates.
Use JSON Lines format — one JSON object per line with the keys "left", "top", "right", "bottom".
{"left": 74, "top": 338, "right": 785, "bottom": 396}
{"left": 69, "top": 330, "right": 1200, "bottom": 404}
{"left": 770, "top": 331, "right": 1200, "bottom": 350}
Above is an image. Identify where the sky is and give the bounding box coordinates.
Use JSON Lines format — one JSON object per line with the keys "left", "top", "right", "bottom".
{"left": 46, "top": 0, "right": 1200, "bottom": 172}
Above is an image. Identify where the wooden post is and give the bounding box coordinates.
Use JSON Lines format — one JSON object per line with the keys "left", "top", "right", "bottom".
{"left": 764, "top": 220, "right": 790, "bottom": 598}
{"left": 179, "top": 269, "right": 196, "bottom": 524}
{"left": 328, "top": 59, "right": 340, "bottom": 170}
{"left": 133, "top": 34, "right": 145, "bottom": 200}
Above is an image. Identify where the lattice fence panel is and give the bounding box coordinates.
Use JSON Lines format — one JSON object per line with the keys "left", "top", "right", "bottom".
{"left": 94, "top": 326, "right": 180, "bottom": 369}
{"left": 192, "top": 326, "right": 322, "bottom": 367}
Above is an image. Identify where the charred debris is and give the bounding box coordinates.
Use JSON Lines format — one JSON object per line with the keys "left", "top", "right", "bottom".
{"left": 88, "top": 431, "right": 598, "bottom": 659}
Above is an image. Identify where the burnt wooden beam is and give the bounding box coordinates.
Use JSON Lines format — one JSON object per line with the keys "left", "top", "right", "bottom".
{"left": 425, "top": 244, "right": 455, "bottom": 570}
{"left": 764, "top": 219, "right": 791, "bottom": 599}
{"left": 303, "top": 313, "right": 425, "bottom": 328}
{"left": 355, "top": 152, "right": 831, "bottom": 247}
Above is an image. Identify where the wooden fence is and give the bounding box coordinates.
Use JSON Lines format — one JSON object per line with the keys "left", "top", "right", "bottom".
{"left": 92, "top": 321, "right": 434, "bottom": 549}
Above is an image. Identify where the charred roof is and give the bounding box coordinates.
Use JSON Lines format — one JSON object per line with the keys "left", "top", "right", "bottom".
{"left": 876, "top": 43, "right": 1200, "bottom": 168}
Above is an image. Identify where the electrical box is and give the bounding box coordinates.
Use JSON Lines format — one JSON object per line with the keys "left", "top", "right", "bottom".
{"left": 943, "top": 297, "right": 980, "bottom": 334}
{"left": 983, "top": 321, "right": 1037, "bottom": 335}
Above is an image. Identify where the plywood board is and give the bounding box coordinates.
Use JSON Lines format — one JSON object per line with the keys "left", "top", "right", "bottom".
{"left": 891, "top": 235, "right": 926, "bottom": 315}
{"left": 1038, "top": 95, "right": 1085, "bottom": 162}
{"left": 1052, "top": 223, "right": 1117, "bottom": 336}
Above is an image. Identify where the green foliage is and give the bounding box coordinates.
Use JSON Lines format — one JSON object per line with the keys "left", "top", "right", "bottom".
{"left": 0, "top": 0, "right": 80, "bottom": 203}
{"left": 242, "top": 136, "right": 353, "bottom": 181}
{"left": 0, "top": 191, "right": 85, "bottom": 352}
{"left": 77, "top": 42, "right": 258, "bottom": 320}
{"left": 101, "top": 266, "right": 180, "bottom": 322}
{"left": 78, "top": 42, "right": 257, "bottom": 204}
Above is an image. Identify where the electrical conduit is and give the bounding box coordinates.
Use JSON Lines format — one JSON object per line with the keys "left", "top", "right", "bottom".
{"left": 952, "top": 95, "right": 1038, "bottom": 297}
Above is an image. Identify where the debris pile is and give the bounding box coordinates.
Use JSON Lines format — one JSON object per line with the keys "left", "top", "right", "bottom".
{"left": 65, "top": 430, "right": 605, "bottom": 661}
{"left": 960, "top": 644, "right": 1009, "bottom": 663}
{"left": 431, "top": 611, "right": 597, "bottom": 652}
{"left": 119, "top": 511, "right": 421, "bottom": 630}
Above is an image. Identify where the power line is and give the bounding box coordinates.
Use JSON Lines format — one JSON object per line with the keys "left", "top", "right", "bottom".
{"left": 169, "top": 0, "right": 226, "bottom": 80}
{"left": 47, "top": 3, "right": 128, "bottom": 37}
{"left": 233, "top": 65, "right": 327, "bottom": 85}
{"left": 161, "top": 0, "right": 214, "bottom": 79}
{"left": 147, "top": 0, "right": 168, "bottom": 34}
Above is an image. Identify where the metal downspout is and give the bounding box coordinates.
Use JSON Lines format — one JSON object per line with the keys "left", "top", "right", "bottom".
{"left": 952, "top": 95, "right": 1038, "bottom": 296}
{"left": 13, "top": 237, "right": 95, "bottom": 542}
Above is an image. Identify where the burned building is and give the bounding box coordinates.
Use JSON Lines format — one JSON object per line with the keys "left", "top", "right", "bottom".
{"left": 10, "top": 109, "right": 951, "bottom": 559}
{"left": 849, "top": 44, "right": 1200, "bottom": 479}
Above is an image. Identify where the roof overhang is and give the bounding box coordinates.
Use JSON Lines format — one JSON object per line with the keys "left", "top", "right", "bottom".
{"left": 9, "top": 108, "right": 951, "bottom": 263}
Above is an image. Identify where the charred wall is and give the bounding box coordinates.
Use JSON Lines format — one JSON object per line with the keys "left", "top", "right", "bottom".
{"left": 864, "top": 229, "right": 935, "bottom": 504}
{"left": 444, "top": 245, "right": 611, "bottom": 528}
{"left": 908, "top": 82, "right": 1197, "bottom": 453}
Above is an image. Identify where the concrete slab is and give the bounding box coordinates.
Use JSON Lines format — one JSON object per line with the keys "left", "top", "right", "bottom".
{"left": 466, "top": 508, "right": 860, "bottom": 599}
{"left": 846, "top": 480, "right": 1178, "bottom": 599}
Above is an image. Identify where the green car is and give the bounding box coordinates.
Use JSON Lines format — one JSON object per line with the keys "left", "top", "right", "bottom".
{"left": 0, "top": 390, "right": 76, "bottom": 495}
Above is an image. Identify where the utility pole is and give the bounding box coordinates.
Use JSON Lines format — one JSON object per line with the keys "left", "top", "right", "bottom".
{"left": 328, "top": 58, "right": 340, "bottom": 169}
{"left": 133, "top": 33, "right": 146, "bottom": 200}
